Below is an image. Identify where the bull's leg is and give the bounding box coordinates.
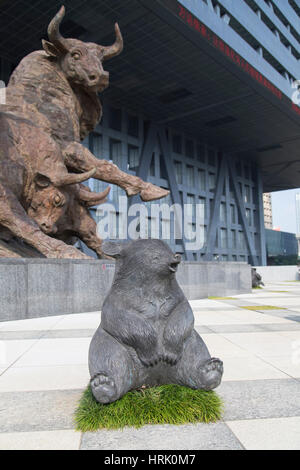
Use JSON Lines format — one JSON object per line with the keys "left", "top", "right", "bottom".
{"left": 63, "top": 142, "right": 170, "bottom": 202}
{"left": 72, "top": 204, "right": 104, "bottom": 258}
{"left": 0, "top": 240, "right": 21, "bottom": 258}
{"left": 0, "top": 183, "right": 91, "bottom": 259}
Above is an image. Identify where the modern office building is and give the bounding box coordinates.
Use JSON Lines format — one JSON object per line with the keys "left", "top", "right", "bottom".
{"left": 296, "top": 192, "right": 300, "bottom": 234}
{"left": 263, "top": 193, "right": 273, "bottom": 229}
{"left": 266, "top": 228, "right": 298, "bottom": 264}
{"left": 296, "top": 192, "right": 300, "bottom": 256}
{"left": 1, "top": 0, "right": 300, "bottom": 264}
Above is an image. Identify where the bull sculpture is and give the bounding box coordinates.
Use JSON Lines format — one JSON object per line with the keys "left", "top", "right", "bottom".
{"left": 0, "top": 6, "right": 168, "bottom": 259}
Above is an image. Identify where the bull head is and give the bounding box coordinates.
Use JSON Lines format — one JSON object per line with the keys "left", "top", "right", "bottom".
{"left": 42, "top": 6, "right": 123, "bottom": 92}
{"left": 28, "top": 171, "right": 110, "bottom": 235}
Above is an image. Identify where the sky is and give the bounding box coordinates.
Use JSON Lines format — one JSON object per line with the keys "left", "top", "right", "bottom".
{"left": 271, "top": 189, "right": 300, "bottom": 234}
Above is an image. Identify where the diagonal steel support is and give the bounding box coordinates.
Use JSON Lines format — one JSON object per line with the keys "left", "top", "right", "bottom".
{"left": 203, "top": 153, "right": 227, "bottom": 261}
{"left": 158, "top": 128, "right": 190, "bottom": 260}
{"left": 228, "top": 156, "right": 258, "bottom": 265}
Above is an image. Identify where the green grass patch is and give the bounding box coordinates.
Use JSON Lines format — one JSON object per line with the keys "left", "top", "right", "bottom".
{"left": 270, "top": 291, "right": 288, "bottom": 293}
{"left": 252, "top": 286, "right": 263, "bottom": 290}
{"left": 241, "top": 305, "right": 286, "bottom": 310}
{"left": 74, "top": 384, "right": 224, "bottom": 432}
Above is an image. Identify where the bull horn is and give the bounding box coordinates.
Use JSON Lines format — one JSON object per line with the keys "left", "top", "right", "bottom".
{"left": 79, "top": 186, "right": 111, "bottom": 207}
{"left": 56, "top": 168, "right": 97, "bottom": 186}
{"left": 48, "top": 5, "right": 69, "bottom": 52}
{"left": 101, "top": 23, "right": 123, "bottom": 61}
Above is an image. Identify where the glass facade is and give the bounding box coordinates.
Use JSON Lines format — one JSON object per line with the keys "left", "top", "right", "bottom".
{"left": 85, "top": 105, "right": 264, "bottom": 263}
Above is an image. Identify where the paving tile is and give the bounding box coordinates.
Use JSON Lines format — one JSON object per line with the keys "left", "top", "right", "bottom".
{"left": 0, "top": 329, "right": 95, "bottom": 340}
{"left": 222, "top": 356, "right": 288, "bottom": 382}
{"left": 0, "top": 429, "right": 82, "bottom": 450}
{"left": 0, "top": 389, "right": 82, "bottom": 433}
{"left": 80, "top": 423, "right": 244, "bottom": 450}
{"left": 193, "top": 312, "right": 237, "bottom": 326}
{"left": 208, "top": 324, "right": 265, "bottom": 334}
{"left": 0, "top": 331, "right": 45, "bottom": 340}
{"left": 275, "top": 331, "right": 300, "bottom": 340}
{"left": 219, "top": 332, "right": 294, "bottom": 357}
{"left": 227, "top": 417, "right": 300, "bottom": 450}
{"left": 0, "top": 365, "right": 90, "bottom": 392}
{"left": 51, "top": 312, "right": 101, "bottom": 330}
{"left": 0, "top": 316, "right": 65, "bottom": 331}
{"left": 209, "top": 323, "right": 300, "bottom": 334}
{"left": 14, "top": 338, "right": 90, "bottom": 367}
{"left": 199, "top": 334, "right": 250, "bottom": 358}
{"left": 0, "top": 339, "right": 37, "bottom": 370}
{"left": 218, "top": 378, "right": 300, "bottom": 421}
{"left": 222, "top": 310, "right": 290, "bottom": 324}
{"left": 259, "top": 323, "right": 300, "bottom": 332}
{"left": 259, "top": 356, "right": 300, "bottom": 379}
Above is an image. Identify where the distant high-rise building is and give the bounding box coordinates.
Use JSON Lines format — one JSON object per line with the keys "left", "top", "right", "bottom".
{"left": 295, "top": 193, "right": 300, "bottom": 258}
{"left": 296, "top": 193, "right": 300, "bottom": 236}
{"left": 263, "top": 193, "right": 273, "bottom": 229}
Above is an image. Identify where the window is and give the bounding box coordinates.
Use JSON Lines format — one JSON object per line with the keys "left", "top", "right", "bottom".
{"left": 220, "top": 202, "right": 226, "bottom": 224}
{"left": 110, "top": 139, "right": 122, "bottom": 168}
{"left": 91, "top": 133, "right": 102, "bottom": 158}
{"left": 245, "top": 185, "right": 251, "bottom": 204}
{"left": 186, "top": 165, "right": 195, "bottom": 187}
{"left": 128, "top": 114, "right": 139, "bottom": 137}
{"left": 198, "top": 197, "right": 206, "bottom": 221}
{"left": 208, "top": 149, "right": 215, "bottom": 166}
{"left": 109, "top": 106, "right": 122, "bottom": 131}
{"left": 160, "top": 155, "right": 168, "bottom": 179}
{"left": 128, "top": 145, "right": 139, "bottom": 171}
{"left": 149, "top": 153, "right": 155, "bottom": 177}
{"left": 231, "top": 230, "right": 237, "bottom": 248}
{"left": 246, "top": 208, "right": 251, "bottom": 225}
{"left": 231, "top": 204, "right": 236, "bottom": 224}
{"left": 197, "top": 169, "right": 205, "bottom": 191}
{"left": 209, "top": 173, "right": 216, "bottom": 191}
{"left": 197, "top": 144, "right": 205, "bottom": 162}
{"left": 186, "top": 194, "right": 195, "bottom": 218}
{"left": 186, "top": 139, "right": 194, "bottom": 159}
{"left": 173, "top": 135, "right": 182, "bottom": 154}
{"left": 238, "top": 231, "right": 246, "bottom": 249}
{"left": 220, "top": 229, "right": 227, "bottom": 249}
{"left": 175, "top": 161, "right": 183, "bottom": 184}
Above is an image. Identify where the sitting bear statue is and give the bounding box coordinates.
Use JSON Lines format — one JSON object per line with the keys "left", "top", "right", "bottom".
{"left": 89, "top": 239, "right": 223, "bottom": 403}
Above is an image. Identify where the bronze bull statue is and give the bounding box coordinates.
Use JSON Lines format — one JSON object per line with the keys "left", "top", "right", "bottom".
{"left": 0, "top": 6, "right": 168, "bottom": 259}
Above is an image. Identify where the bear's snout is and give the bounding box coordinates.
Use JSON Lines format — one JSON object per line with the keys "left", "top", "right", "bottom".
{"left": 169, "top": 254, "right": 181, "bottom": 273}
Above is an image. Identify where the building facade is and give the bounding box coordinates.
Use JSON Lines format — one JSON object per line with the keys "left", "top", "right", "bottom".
{"left": 1, "top": 0, "right": 300, "bottom": 265}
{"left": 263, "top": 193, "right": 273, "bottom": 229}
{"left": 266, "top": 228, "right": 298, "bottom": 264}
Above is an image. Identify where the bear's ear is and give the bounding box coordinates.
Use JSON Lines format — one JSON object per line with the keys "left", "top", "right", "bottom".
{"left": 102, "top": 241, "right": 127, "bottom": 258}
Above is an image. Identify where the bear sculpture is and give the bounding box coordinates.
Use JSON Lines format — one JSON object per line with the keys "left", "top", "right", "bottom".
{"left": 89, "top": 239, "right": 223, "bottom": 403}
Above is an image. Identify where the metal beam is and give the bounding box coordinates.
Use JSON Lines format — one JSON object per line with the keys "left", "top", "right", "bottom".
{"left": 256, "top": 167, "right": 267, "bottom": 266}
{"left": 203, "top": 153, "right": 227, "bottom": 261}
{"left": 158, "top": 128, "right": 191, "bottom": 260}
{"left": 228, "top": 156, "right": 258, "bottom": 265}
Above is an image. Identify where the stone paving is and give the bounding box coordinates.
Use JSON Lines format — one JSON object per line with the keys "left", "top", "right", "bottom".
{"left": 0, "top": 282, "right": 299, "bottom": 450}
